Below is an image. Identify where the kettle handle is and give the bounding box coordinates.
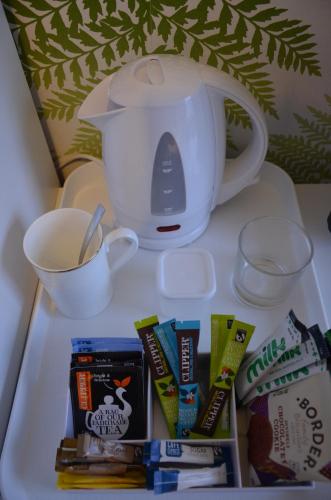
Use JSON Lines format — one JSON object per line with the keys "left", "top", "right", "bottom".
{"left": 199, "top": 64, "right": 268, "bottom": 207}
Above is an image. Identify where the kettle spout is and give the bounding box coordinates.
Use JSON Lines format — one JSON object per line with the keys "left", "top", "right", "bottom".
{"left": 78, "top": 74, "right": 125, "bottom": 131}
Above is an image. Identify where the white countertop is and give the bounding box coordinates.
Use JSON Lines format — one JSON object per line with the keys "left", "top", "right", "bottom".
{"left": 1, "top": 181, "right": 330, "bottom": 500}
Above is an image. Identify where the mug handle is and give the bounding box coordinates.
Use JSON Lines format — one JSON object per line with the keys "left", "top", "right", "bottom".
{"left": 104, "top": 227, "right": 139, "bottom": 274}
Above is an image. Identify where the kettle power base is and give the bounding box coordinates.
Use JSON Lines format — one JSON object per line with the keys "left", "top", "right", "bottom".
{"left": 0, "top": 160, "right": 327, "bottom": 498}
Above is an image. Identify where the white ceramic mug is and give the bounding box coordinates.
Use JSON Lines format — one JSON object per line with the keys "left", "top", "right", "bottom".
{"left": 23, "top": 208, "right": 139, "bottom": 318}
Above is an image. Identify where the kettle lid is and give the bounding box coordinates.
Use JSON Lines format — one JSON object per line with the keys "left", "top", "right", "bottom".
{"left": 109, "top": 55, "right": 202, "bottom": 107}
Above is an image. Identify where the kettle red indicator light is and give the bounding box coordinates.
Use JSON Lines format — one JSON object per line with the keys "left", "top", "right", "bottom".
{"left": 157, "top": 225, "right": 181, "bottom": 232}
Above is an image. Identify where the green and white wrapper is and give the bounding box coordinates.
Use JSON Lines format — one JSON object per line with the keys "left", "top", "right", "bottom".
{"left": 235, "top": 310, "right": 307, "bottom": 402}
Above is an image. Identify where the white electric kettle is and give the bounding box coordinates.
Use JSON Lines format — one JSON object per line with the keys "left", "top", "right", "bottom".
{"left": 79, "top": 55, "right": 268, "bottom": 250}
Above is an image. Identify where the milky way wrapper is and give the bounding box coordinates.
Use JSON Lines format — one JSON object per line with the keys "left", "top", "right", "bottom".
{"left": 135, "top": 316, "right": 178, "bottom": 439}
{"left": 176, "top": 321, "right": 200, "bottom": 438}
{"left": 190, "top": 320, "right": 254, "bottom": 438}
{"left": 261, "top": 323, "right": 329, "bottom": 380}
{"left": 247, "top": 371, "right": 331, "bottom": 485}
{"left": 235, "top": 310, "right": 307, "bottom": 402}
{"left": 242, "top": 359, "right": 327, "bottom": 405}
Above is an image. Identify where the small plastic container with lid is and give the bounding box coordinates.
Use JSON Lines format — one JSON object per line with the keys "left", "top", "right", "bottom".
{"left": 156, "top": 248, "right": 217, "bottom": 318}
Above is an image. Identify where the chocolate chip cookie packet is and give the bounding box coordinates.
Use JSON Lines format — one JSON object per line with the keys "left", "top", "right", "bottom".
{"left": 235, "top": 310, "right": 307, "bottom": 402}
{"left": 247, "top": 371, "right": 331, "bottom": 485}
{"left": 175, "top": 321, "right": 200, "bottom": 438}
{"left": 190, "top": 319, "right": 254, "bottom": 438}
{"left": 135, "top": 315, "right": 178, "bottom": 439}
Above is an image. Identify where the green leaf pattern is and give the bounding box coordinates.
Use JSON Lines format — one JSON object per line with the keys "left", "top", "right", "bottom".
{"left": 2, "top": 0, "right": 330, "bottom": 181}
{"left": 267, "top": 95, "right": 331, "bottom": 182}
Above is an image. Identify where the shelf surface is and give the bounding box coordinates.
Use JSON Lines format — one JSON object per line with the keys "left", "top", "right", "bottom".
{"left": 0, "top": 161, "right": 330, "bottom": 500}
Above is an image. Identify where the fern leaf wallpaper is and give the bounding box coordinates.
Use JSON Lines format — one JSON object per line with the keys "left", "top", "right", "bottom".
{"left": 2, "top": 0, "right": 330, "bottom": 183}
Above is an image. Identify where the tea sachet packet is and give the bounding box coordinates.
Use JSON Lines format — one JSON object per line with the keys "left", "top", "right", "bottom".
{"left": 69, "top": 337, "right": 147, "bottom": 440}
{"left": 190, "top": 319, "right": 254, "bottom": 438}
{"left": 135, "top": 315, "right": 179, "bottom": 438}
{"left": 175, "top": 321, "right": 200, "bottom": 439}
{"left": 209, "top": 314, "right": 235, "bottom": 438}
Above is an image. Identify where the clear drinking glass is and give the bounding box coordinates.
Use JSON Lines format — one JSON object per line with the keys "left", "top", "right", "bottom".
{"left": 232, "top": 216, "right": 313, "bottom": 308}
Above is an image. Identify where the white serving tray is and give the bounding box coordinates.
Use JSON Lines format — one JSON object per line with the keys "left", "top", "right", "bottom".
{"left": 0, "top": 160, "right": 326, "bottom": 499}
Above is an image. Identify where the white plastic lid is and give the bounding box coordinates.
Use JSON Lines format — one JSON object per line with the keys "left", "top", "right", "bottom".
{"left": 157, "top": 248, "right": 217, "bottom": 300}
{"left": 109, "top": 55, "right": 201, "bottom": 107}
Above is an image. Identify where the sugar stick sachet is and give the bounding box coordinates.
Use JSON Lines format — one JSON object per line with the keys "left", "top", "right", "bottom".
{"left": 145, "top": 440, "right": 232, "bottom": 469}
{"left": 134, "top": 315, "right": 178, "bottom": 438}
{"left": 235, "top": 310, "right": 307, "bottom": 402}
{"left": 190, "top": 319, "right": 254, "bottom": 438}
{"left": 210, "top": 314, "right": 235, "bottom": 438}
{"left": 175, "top": 321, "right": 200, "bottom": 438}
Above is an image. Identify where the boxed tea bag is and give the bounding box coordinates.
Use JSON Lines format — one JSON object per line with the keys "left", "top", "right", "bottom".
{"left": 69, "top": 338, "right": 147, "bottom": 440}
{"left": 70, "top": 364, "right": 146, "bottom": 440}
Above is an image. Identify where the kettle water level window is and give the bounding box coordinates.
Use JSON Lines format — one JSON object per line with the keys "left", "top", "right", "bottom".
{"left": 151, "top": 132, "right": 186, "bottom": 216}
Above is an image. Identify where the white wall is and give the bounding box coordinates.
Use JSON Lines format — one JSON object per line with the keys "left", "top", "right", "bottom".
{"left": 0, "top": 4, "right": 59, "bottom": 456}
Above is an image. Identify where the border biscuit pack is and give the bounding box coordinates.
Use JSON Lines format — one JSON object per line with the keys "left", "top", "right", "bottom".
{"left": 247, "top": 371, "right": 331, "bottom": 485}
